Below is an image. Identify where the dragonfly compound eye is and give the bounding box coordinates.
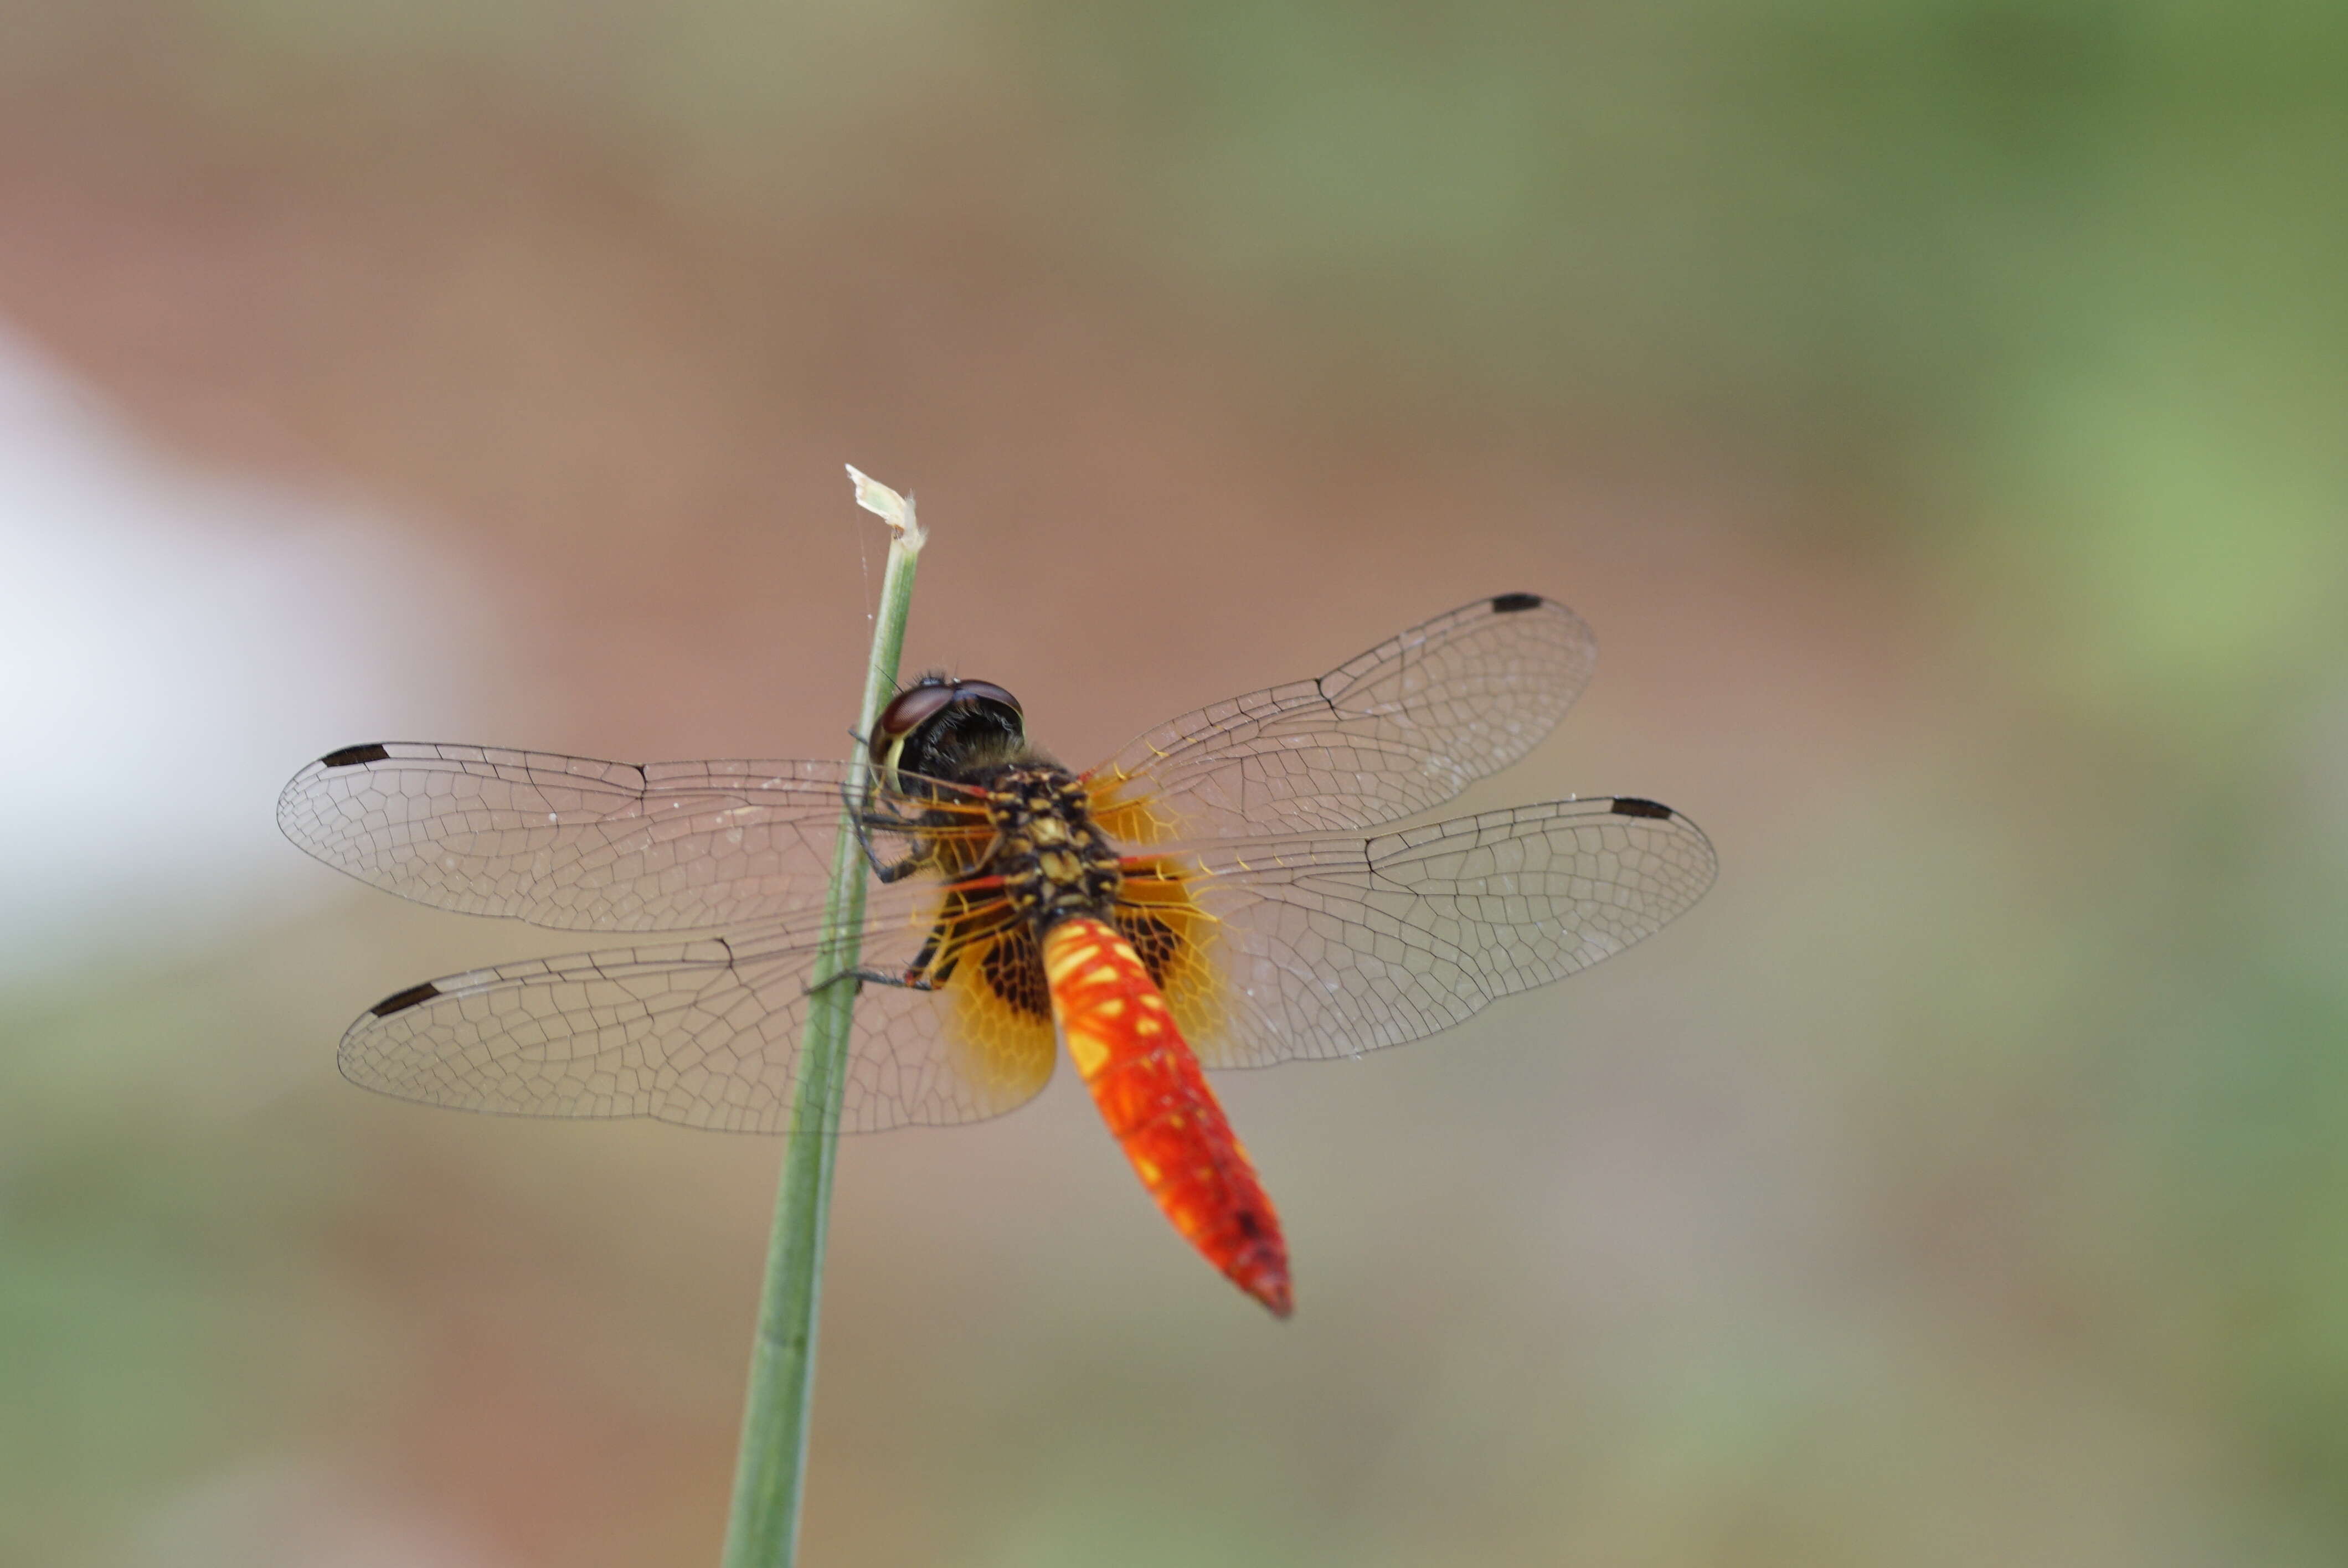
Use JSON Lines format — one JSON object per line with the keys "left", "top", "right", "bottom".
{"left": 951, "top": 680, "right": 1023, "bottom": 730}
{"left": 872, "top": 678, "right": 1027, "bottom": 785}
{"left": 871, "top": 679, "right": 960, "bottom": 764}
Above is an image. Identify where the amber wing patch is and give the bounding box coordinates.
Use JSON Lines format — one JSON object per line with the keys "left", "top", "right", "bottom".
{"left": 1113, "top": 856, "right": 1237, "bottom": 1067}
{"left": 931, "top": 904, "right": 1057, "bottom": 1115}
{"left": 1091, "top": 786, "right": 1189, "bottom": 848}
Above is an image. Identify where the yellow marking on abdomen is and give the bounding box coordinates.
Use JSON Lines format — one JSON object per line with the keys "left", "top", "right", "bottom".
{"left": 1044, "top": 943, "right": 1104, "bottom": 983}
{"left": 1066, "top": 1028, "right": 1110, "bottom": 1079}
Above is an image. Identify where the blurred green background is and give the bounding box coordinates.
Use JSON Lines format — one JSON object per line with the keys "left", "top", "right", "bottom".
{"left": 4, "top": 3, "right": 2345, "bottom": 1564}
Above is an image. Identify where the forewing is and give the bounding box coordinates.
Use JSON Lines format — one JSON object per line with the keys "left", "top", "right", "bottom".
{"left": 277, "top": 742, "right": 974, "bottom": 931}
{"left": 1090, "top": 594, "right": 1597, "bottom": 842}
{"left": 1174, "top": 798, "right": 1716, "bottom": 1067}
{"left": 336, "top": 882, "right": 1057, "bottom": 1132}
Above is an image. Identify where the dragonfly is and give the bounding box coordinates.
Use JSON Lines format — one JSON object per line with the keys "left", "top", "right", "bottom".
{"left": 279, "top": 594, "right": 1715, "bottom": 1316}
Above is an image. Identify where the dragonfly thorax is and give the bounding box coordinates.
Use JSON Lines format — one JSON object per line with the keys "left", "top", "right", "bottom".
{"left": 981, "top": 764, "right": 1126, "bottom": 929}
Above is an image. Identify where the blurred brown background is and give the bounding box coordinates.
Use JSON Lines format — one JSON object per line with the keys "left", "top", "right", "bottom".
{"left": 4, "top": 3, "right": 2345, "bottom": 1565}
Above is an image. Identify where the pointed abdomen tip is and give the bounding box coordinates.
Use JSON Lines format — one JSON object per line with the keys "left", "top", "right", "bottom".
{"left": 1233, "top": 1249, "right": 1294, "bottom": 1318}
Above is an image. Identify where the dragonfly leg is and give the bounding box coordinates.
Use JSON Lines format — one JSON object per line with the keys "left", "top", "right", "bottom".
{"left": 858, "top": 812, "right": 944, "bottom": 884}
{"left": 864, "top": 842, "right": 926, "bottom": 883}
{"left": 850, "top": 796, "right": 934, "bottom": 881}
{"left": 810, "top": 916, "right": 956, "bottom": 996}
{"left": 846, "top": 967, "right": 941, "bottom": 992}
{"left": 805, "top": 963, "right": 941, "bottom": 996}
{"left": 838, "top": 772, "right": 924, "bottom": 880}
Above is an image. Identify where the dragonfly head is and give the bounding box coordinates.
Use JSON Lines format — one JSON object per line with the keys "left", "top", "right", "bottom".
{"left": 871, "top": 675, "right": 1026, "bottom": 790}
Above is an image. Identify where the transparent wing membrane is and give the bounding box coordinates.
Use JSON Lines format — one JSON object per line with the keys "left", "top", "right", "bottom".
{"left": 1090, "top": 594, "right": 1598, "bottom": 842}
{"left": 1183, "top": 798, "right": 1717, "bottom": 1067}
{"left": 335, "top": 880, "right": 1058, "bottom": 1133}
{"left": 277, "top": 742, "right": 984, "bottom": 931}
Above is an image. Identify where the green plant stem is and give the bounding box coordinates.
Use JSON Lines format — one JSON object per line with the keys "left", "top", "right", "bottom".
{"left": 720, "top": 471, "right": 924, "bottom": 1568}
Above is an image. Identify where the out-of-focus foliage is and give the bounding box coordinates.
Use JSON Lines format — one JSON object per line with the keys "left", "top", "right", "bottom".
{"left": 3, "top": 2, "right": 2344, "bottom": 1565}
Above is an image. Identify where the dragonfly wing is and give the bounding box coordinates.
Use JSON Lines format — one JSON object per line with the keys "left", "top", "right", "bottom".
{"left": 277, "top": 743, "right": 937, "bottom": 931}
{"left": 1173, "top": 797, "right": 1716, "bottom": 1068}
{"left": 336, "top": 882, "right": 1058, "bottom": 1132}
{"left": 1090, "top": 594, "right": 1598, "bottom": 842}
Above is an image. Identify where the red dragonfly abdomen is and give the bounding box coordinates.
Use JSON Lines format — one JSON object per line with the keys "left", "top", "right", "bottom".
{"left": 1042, "top": 916, "right": 1293, "bottom": 1317}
